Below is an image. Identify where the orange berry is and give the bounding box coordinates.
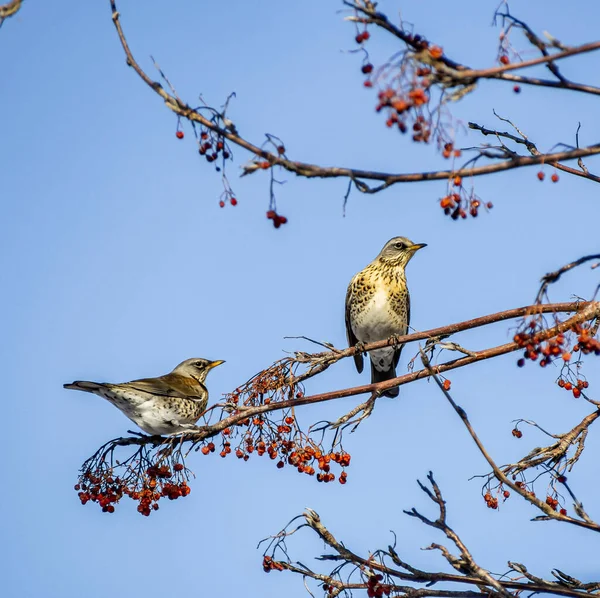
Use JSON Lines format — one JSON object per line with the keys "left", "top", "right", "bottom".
{"left": 428, "top": 45, "right": 443, "bottom": 59}
{"left": 443, "top": 379, "right": 451, "bottom": 391}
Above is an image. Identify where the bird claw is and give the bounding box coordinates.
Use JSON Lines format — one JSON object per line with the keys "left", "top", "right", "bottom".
{"left": 354, "top": 341, "right": 366, "bottom": 355}
{"left": 388, "top": 334, "right": 405, "bottom": 347}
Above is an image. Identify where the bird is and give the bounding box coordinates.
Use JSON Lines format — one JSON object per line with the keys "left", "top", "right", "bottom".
{"left": 64, "top": 358, "right": 225, "bottom": 435}
{"left": 345, "top": 236, "right": 426, "bottom": 397}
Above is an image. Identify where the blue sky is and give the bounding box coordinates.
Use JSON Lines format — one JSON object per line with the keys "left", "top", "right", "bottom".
{"left": 1, "top": 1, "right": 599, "bottom": 596}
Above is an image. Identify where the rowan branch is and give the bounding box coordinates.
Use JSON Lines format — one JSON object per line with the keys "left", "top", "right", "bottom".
{"left": 421, "top": 352, "right": 600, "bottom": 532}
{"left": 75, "top": 299, "right": 600, "bottom": 514}
{"left": 108, "top": 0, "right": 600, "bottom": 202}
{"left": 347, "top": 1, "right": 600, "bottom": 95}
{"left": 261, "top": 482, "right": 600, "bottom": 597}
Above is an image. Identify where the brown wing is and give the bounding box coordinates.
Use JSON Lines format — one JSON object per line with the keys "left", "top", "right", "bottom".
{"left": 392, "top": 290, "right": 410, "bottom": 370}
{"left": 345, "top": 278, "right": 364, "bottom": 374}
{"left": 120, "top": 373, "right": 207, "bottom": 403}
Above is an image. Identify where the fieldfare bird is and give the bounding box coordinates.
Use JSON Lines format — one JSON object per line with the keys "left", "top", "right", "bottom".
{"left": 64, "top": 358, "right": 225, "bottom": 435}
{"left": 345, "top": 236, "right": 426, "bottom": 397}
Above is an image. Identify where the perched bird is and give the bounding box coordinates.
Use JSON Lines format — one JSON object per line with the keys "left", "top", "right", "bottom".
{"left": 345, "top": 237, "right": 426, "bottom": 397}
{"left": 64, "top": 358, "right": 225, "bottom": 435}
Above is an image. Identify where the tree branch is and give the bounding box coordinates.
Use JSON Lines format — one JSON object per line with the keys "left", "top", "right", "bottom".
{"left": 108, "top": 0, "right": 600, "bottom": 198}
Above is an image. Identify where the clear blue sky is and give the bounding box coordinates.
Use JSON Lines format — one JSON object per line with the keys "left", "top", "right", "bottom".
{"left": 2, "top": 1, "right": 599, "bottom": 596}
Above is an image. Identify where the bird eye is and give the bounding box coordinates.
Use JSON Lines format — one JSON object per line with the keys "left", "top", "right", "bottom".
{"left": 195, "top": 361, "right": 204, "bottom": 367}
{"left": 394, "top": 242, "right": 405, "bottom": 249}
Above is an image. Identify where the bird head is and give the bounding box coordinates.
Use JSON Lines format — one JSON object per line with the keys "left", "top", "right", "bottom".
{"left": 172, "top": 358, "right": 225, "bottom": 383}
{"left": 377, "top": 236, "right": 427, "bottom": 268}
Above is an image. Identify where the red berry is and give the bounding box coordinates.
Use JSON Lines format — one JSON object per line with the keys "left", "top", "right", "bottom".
{"left": 266, "top": 210, "right": 276, "bottom": 219}
{"left": 537, "top": 171, "right": 545, "bottom": 181}
{"left": 175, "top": 131, "right": 184, "bottom": 139}
{"left": 219, "top": 200, "right": 225, "bottom": 208}
{"left": 278, "top": 215, "right": 288, "bottom": 224}
{"left": 361, "top": 63, "right": 373, "bottom": 74}
{"left": 513, "top": 85, "right": 521, "bottom": 93}
{"left": 230, "top": 197, "right": 238, "bottom": 206}
{"left": 500, "top": 55, "right": 510, "bottom": 65}
{"left": 364, "top": 80, "right": 373, "bottom": 88}
{"left": 362, "top": 31, "right": 370, "bottom": 41}
{"left": 551, "top": 173, "right": 559, "bottom": 183}
{"left": 559, "top": 508, "right": 567, "bottom": 515}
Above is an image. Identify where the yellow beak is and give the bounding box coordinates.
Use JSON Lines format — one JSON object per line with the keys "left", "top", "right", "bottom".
{"left": 208, "top": 360, "right": 225, "bottom": 369}
{"left": 410, "top": 243, "right": 427, "bottom": 251}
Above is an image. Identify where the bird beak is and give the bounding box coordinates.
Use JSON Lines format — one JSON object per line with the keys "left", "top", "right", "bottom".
{"left": 410, "top": 243, "right": 427, "bottom": 251}
{"left": 208, "top": 360, "right": 225, "bottom": 370}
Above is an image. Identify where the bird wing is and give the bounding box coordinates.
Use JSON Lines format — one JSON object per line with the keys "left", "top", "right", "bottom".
{"left": 345, "top": 277, "right": 364, "bottom": 374}
{"left": 120, "top": 374, "right": 207, "bottom": 403}
{"left": 392, "top": 290, "right": 410, "bottom": 369}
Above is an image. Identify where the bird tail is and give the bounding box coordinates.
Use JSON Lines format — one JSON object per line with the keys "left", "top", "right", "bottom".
{"left": 370, "top": 362, "right": 399, "bottom": 398}
{"left": 63, "top": 380, "right": 106, "bottom": 393}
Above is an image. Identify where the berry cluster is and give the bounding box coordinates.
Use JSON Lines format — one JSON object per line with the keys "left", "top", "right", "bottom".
{"left": 76, "top": 458, "right": 191, "bottom": 516}
{"left": 557, "top": 377, "right": 588, "bottom": 399}
{"left": 572, "top": 323, "right": 600, "bottom": 355}
{"left": 219, "top": 194, "right": 238, "bottom": 208}
{"left": 262, "top": 556, "right": 285, "bottom": 573}
{"left": 76, "top": 472, "right": 124, "bottom": 513}
{"left": 355, "top": 29, "right": 370, "bottom": 44}
{"left": 202, "top": 410, "right": 352, "bottom": 484}
{"left": 358, "top": 30, "right": 459, "bottom": 156}
{"left": 515, "top": 320, "right": 600, "bottom": 376}
{"left": 266, "top": 210, "right": 288, "bottom": 228}
{"left": 439, "top": 177, "right": 492, "bottom": 220}
{"left": 481, "top": 482, "right": 511, "bottom": 510}
{"left": 127, "top": 465, "right": 191, "bottom": 516}
{"left": 537, "top": 171, "right": 559, "bottom": 183}
{"left": 366, "top": 574, "right": 392, "bottom": 598}
{"left": 197, "top": 128, "right": 231, "bottom": 164}
{"left": 375, "top": 87, "right": 431, "bottom": 140}
{"left": 221, "top": 366, "right": 352, "bottom": 484}
{"left": 483, "top": 490, "right": 499, "bottom": 510}
{"left": 514, "top": 322, "right": 570, "bottom": 368}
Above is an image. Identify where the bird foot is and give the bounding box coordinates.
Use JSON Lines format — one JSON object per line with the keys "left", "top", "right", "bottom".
{"left": 354, "top": 341, "right": 366, "bottom": 355}
{"left": 388, "top": 334, "right": 405, "bottom": 347}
